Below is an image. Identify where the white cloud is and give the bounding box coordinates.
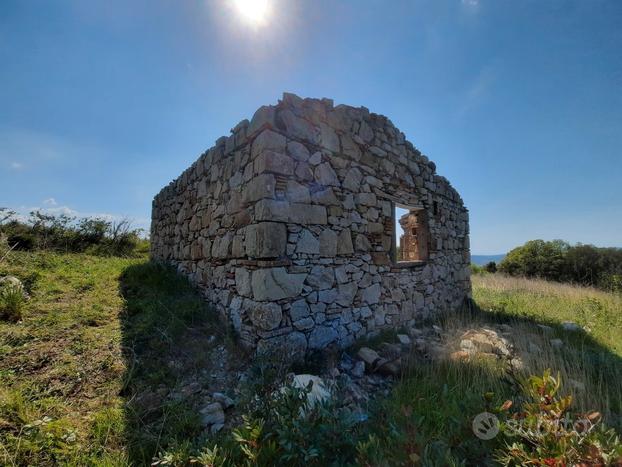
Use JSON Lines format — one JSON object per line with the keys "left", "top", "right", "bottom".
{"left": 43, "top": 198, "right": 58, "bottom": 206}
{"left": 461, "top": 0, "right": 479, "bottom": 6}
{"left": 9, "top": 161, "right": 23, "bottom": 170}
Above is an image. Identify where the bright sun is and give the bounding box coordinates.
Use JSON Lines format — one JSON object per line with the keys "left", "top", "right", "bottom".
{"left": 233, "top": 0, "right": 270, "bottom": 26}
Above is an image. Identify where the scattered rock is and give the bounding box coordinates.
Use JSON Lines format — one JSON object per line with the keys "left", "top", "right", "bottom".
{"left": 180, "top": 382, "right": 202, "bottom": 397}
{"left": 357, "top": 347, "right": 382, "bottom": 369}
{"left": 350, "top": 360, "right": 365, "bottom": 378}
{"left": 200, "top": 402, "right": 225, "bottom": 427}
{"left": 561, "top": 321, "right": 582, "bottom": 332}
{"left": 460, "top": 339, "right": 476, "bottom": 352}
{"left": 397, "top": 334, "right": 412, "bottom": 346}
{"left": 210, "top": 423, "right": 224, "bottom": 434}
{"left": 379, "top": 342, "right": 401, "bottom": 359}
{"left": 460, "top": 329, "right": 511, "bottom": 356}
{"left": 509, "top": 357, "right": 525, "bottom": 370}
{"left": 450, "top": 350, "right": 470, "bottom": 361}
{"left": 212, "top": 392, "right": 234, "bottom": 409}
{"left": 376, "top": 360, "right": 401, "bottom": 377}
{"left": 550, "top": 338, "right": 564, "bottom": 349}
{"left": 538, "top": 324, "right": 554, "bottom": 334}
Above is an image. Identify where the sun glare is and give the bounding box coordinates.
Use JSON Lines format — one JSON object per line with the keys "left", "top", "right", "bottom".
{"left": 233, "top": 0, "right": 270, "bottom": 26}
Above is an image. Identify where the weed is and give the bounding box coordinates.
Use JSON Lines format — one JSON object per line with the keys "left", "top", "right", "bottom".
{"left": 0, "top": 283, "right": 26, "bottom": 322}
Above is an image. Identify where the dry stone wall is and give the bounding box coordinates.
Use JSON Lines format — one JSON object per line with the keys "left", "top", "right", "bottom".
{"left": 151, "top": 93, "right": 471, "bottom": 355}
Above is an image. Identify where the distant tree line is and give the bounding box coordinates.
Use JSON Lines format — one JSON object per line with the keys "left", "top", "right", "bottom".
{"left": 0, "top": 207, "right": 148, "bottom": 257}
{"left": 498, "top": 239, "right": 622, "bottom": 292}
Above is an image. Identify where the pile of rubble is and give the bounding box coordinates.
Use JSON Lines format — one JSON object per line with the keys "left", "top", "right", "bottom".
{"left": 174, "top": 320, "right": 586, "bottom": 434}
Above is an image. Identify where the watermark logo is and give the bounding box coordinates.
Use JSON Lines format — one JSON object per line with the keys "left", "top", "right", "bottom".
{"left": 472, "top": 411, "right": 599, "bottom": 441}
{"left": 472, "top": 412, "right": 500, "bottom": 440}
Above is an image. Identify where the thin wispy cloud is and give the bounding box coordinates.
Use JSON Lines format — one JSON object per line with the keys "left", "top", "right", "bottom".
{"left": 0, "top": 128, "right": 104, "bottom": 171}
{"left": 43, "top": 198, "right": 58, "bottom": 206}
{"left": 456, "top": 64, "right": 497, "bottom": 118}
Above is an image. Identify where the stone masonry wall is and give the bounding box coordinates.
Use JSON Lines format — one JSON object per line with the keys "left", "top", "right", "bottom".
{"left": 151, "top": 93, "right": 471, "bottom": 355}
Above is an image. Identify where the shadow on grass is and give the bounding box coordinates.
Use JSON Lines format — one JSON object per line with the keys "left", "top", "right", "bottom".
{"left": 471, "top": 303, "right": 622, "bottom": 430}
{"left": 366, "top": 301, "right": 622, "bottom": 465}
{"left": 116, "top": 262, "right": 622, "bottom": 465}
{"left": 118, "top": 261, "right": 244, "bottom": 465}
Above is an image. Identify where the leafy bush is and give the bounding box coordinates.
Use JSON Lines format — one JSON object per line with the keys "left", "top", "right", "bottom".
{"left": 495, "top": 370, "right": 622, "bottom": 465}
{"left": 0, "top": 208, "right": 146, "bottom": 257}
{"left": 152, "top": 380, "right": 366, "bottom": 467}
{"left": 500, "top": 239, "right": 622, "bottom": 292}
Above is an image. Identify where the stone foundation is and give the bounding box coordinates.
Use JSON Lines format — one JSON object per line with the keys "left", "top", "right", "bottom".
{"left": 151, "top": 93, "right": 471, "bottom": 355}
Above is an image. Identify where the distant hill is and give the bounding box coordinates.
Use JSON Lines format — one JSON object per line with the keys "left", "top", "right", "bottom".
{"left": 471, "top": 254, "right": 505, "bottom": 266}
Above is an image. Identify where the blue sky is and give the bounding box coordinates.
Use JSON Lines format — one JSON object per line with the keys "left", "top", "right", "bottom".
{"left": 1, "top": 0, "right": 621, "bottom": 254}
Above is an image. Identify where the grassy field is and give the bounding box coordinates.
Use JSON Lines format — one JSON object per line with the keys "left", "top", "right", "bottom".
{"left": 1, "top": 253, "right": 621, "bottom": 465}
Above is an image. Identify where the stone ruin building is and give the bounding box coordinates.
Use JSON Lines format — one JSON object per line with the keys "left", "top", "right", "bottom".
{"left": 151, "top": 93, "right": 471, "bottom": 356}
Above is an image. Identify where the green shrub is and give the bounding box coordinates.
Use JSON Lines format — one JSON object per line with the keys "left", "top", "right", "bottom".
{"left": 495, "top": 370, "right": 622, "bottom": 465}
{"left": 0, "top": 208, "right": 146, "bottom": 257}
{"left": 499, "top": 239, "right": 622, "bottom": 291}
{"left": 0, "top": 283, "right": 26, "bottom": 322}
{"left": 152, "top": 381, "right": 366, "bottom": 466}
{"left": 484, "top": 261, "right": 497, "bottom": 273}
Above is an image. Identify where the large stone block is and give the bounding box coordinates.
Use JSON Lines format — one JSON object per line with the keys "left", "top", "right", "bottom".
{"left": 245, "top": 222, "right": 287, "bottom": 258}
{"left": 249, "top": 302, "right": 283, "bottom": 331}
{"left": 296, "top": 229, "right": 320, "bottom": 254}
{"left": 255, "top": 199, "right": 289, "bottom": 222}
{"left": 311, "top": 187, "right": 339, "bottom": 205}
{"left": 343, "top": 167, "right": 363, "bottom": 192}
{"left": 319, "top": 229, "right": 338, "bottom": 257}
{"left": 319, "top": 123, "right": 340, "bottom": 153}
{"left": 337, "top": 229, "right": 354, "bottom": 255}
{"left": 314, "top": 162, "right": 340, "bottom": 187}
{"left": 305, "top": 265, "right": 335, "bottom": 290}
{"left": 254, "top": 200, "right": 327, "bottom": 225}
{"left": 254, "top": 151, "right": 294, "bottom": 176}
{"left": 251, "top": 267, "right": 307, "bottom": 301}
{"left": 289, "top": 204, "right": 328, "bottom": 225}
{"left": 355, "top": 192, "right": 377, "bottom": 207}
{"left": 287, "top": 141, "right": 310, "bottom": 161}
{"left": 279, "top": 109, "right": 319, "bottom": 143}
{"left": 286, "top": 180, "right": 311, "bottom": 203}
{"left": 211, "top": 233, "right": 232, "bottom": 259}
{"left": 244, "top": 174, "right": 276, "bottom": 203}
{"left": 248, "top": 106, "right": 276, "bottom": 135}
{"left": 251, "top": 129, "right": 286, "bottom": 158}
{"left": 308, "top": 326, "right": 338, "bottom": 349}
{"left": 290, "top": 299, "right": 311, "bottom": 321}
{"left": 360, "top": 283, "right": 381, "bottom": 305}
{"left": 336, "top": 281, "right": 357, "bottom": 306}
{"left": 235, "top": 268, "right": 252, "bottom": 297}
